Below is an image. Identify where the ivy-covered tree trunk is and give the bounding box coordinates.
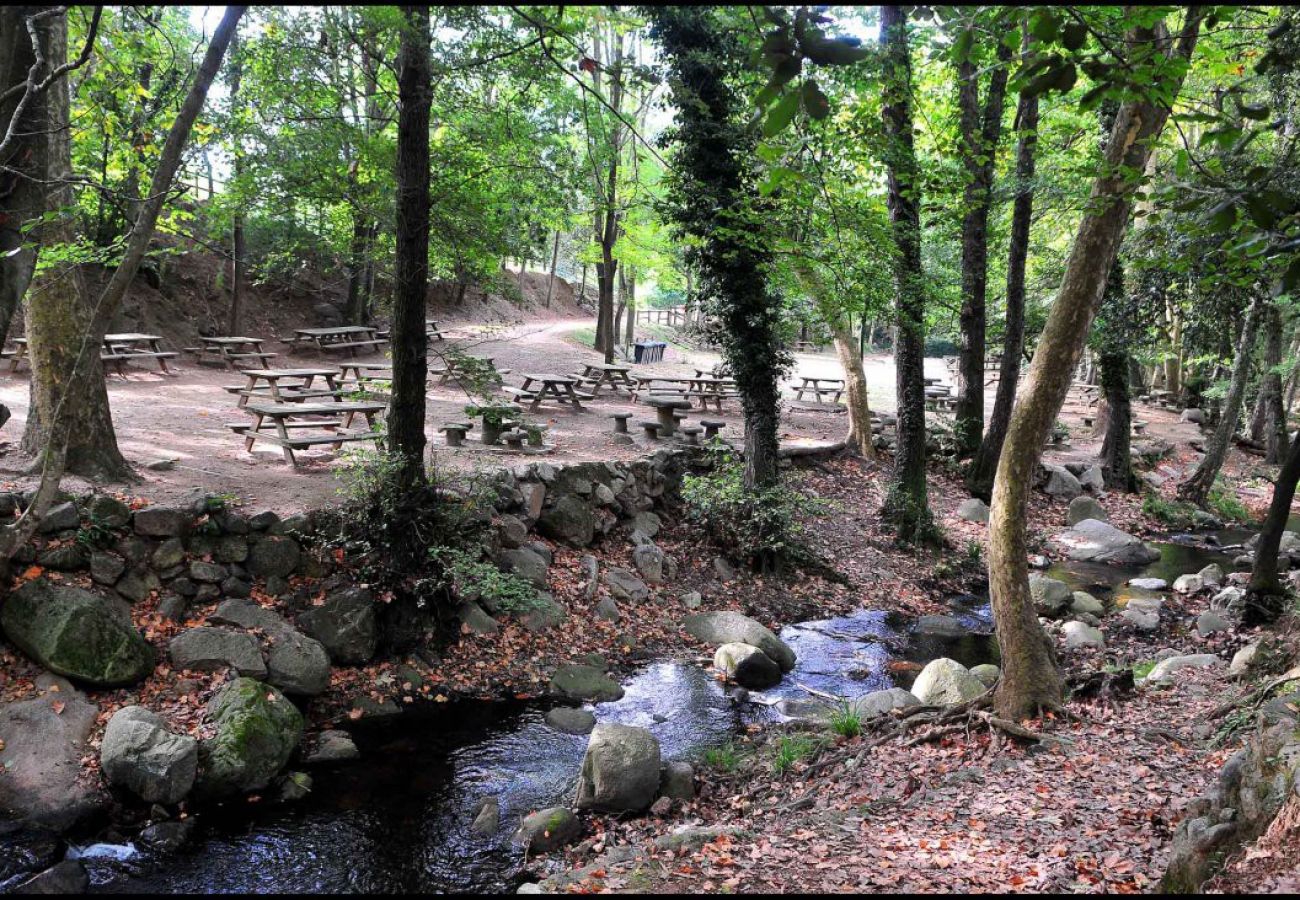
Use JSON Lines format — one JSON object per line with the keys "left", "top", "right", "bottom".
{"left": 1178, "top": 293, "right": 1265, "bottom": 506}
{"left": 388, "top": 5, "right": 431, "bottom": 481}
{"left": 953, "top": 30, "right": 1010, "bottom": 458}
{"left": 967, "top": 33, "right": 1037, "bottom": 501}
{"left": 0, "top": 6, "right": 45, "bottom": 349}
{"left": 1244, "top": 429, "right": 1300, "bottom": 625}
{"left": 649, "top": 6, "right": 787, "bottom": 508}
{"left": 1098, "top": 350, "right": 1136, "bottom": 490}
{"left": 880, "top": 5, "right": 934, "bottom": 542}
{"left": 989, "top": 10, "right": 1204, "bottom": 721}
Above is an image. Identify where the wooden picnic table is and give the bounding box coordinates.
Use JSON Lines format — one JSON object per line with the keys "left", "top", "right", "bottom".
{"left": 187, "top": 335, "right": 275, "bottom": 370}
{"left": 685, "top": 376, "right": 737, "bottom": 411}
{"left": 228, "top": 368, "right": 343, "bottom": 408}
{"left": 288, "top": 325, "right": 387, "bottom": 357}
{"left": 230, "top": 400, "right": 386, "bottom": 466}
{"left": 513, "top": 373, "right": 591, "bottom": 412}
{"left": 579, "top": 362, "right": 636, "bottom": 395}
{"left": 793, "top": 376, "right": 844, "bottom": 404}
{"left": 430, "top": 356, "right": 507, "bottom": 385}
{"left": 338, "top": 362, "right": 392, "bottom": 385}
{"left": 98, "top": 333, "right": 177, "bottom": 374}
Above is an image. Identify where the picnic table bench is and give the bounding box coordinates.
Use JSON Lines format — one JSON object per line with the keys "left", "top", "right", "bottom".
{"left": 686, "top": 376, "right": 738, "bottom": 411}
{"left": 285, "top": 326, "right": 387, "bottom": 357}
{"left": 225, "top": 368, "right": 344, "bottom": 408}
{"left": 184, "top": 336, "right": 275, "bottom": 370}
{"left": 229, "top": 400, "right": 386, "bottom": 466}
{"left": 511, "top": 374, "right": 592, "bottom": 412}
{"left": 793, "top": 376, "right": 844, "bottom": 404}
{"left": 577, "top": 362, "right": 636, "bottom": 395}
{"left": 630, "top": 376, "right": 695, "bottom": 401}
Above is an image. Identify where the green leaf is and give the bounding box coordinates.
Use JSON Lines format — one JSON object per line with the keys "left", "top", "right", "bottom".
{"left": 763, "top": 89, "right": 800, "bottom": 138}
{"left": 1029, "top": 10, "right": 1060, "bottom": 43}
{"left": 952, "top": 27, "right": 974, "bottom": 64}
{"left": 1245, "top": 193, "right": 1278, "bottom": 230}
{"left": 1208, "top": 200, "right": 1238, "bottom": 232}
{"left": 801, "top": 79, "right": 830, "bottom": 120}
{"left": 1283, "top": 257, "right": 1300, "bottom": 294}
{"left": 1061, "top": 22, "right": 1087, "bottom": 51}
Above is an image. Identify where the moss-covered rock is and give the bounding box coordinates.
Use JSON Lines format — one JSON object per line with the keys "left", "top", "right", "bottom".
{"left": 196, "top": 677, "right": 304, "bottom": 798}
{"left": 0, "top": 579, "right": 154, "bottom": 687}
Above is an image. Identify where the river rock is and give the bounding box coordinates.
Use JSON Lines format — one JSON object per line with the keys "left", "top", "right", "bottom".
{"left": 680, "top": 591, "right": 702, "bottom": 610}
{"left": 1198, "top": 564, "right": 1225, "bottom": 587}
{"left": 169, "top": 627, "right": 267, "bottom": 678}
{"left": 1042, "top": 465, "right": 1083, "bottom": 499}
{"left": 471, "top": 796, "right": 500, "bottom": 836}
{"left": 100, "top": 706, "right": 198, "bottom": 804}
{"left": 0, "top": 578, "right": 154, "bottom": 687}
{"left": 537, "top": 495, "right": 595, "bottom": 546}
{"left": 969, "top": 664, "right": 1001, "bottom": 687}
{"left": 246, "top": 535, "right": 301, "bottom": 579}
{"left": 605, "top": 567, "right": 649, "bottom": 603}
{"left": 13, "top": 861, "right": 89, "bottom": 894}
{"left": 297, "top": 588, "right": 378, "bottom": 665}
{"left": 1078, "top": 465, "right": 1105, "bottom": 493}
{"left": 1029, "top": 574, "right": 1072, "bottom": 617}
{"left": 1145, "top": 654, "right": 1222, "bottom": 684}
{"left": 713, "top": 642, "right": 782, "bottom": 689}
{"left": 683, "top": 611, "right": 795, "bottom": 673}
{"left": 632, "top": 544, "right": 667, "bottom": 584}
{"left": 196, "top": 678, "right": 304, "bottom": 798}
{"left": 495, "top": 547, "right": 550, "bottom": 589}
{"left": 1196, "top": 611, "right": 1231, "bottom": 637}
{"left": 134, "top": 506, "right": 189, "bottom": 537}
{"left": 660, "top": 761, "right": 695, "bottom": 801}
{"left": 1212, "top": 586, "right": 1245, "bottom": 611}
{"left": 1062, "top": 621, "right": 1105, "bottom": 650}
{"left": 1067, "top": 496, "right": 1108, "bottom": 526}
{"left": 1173, "top": 574, "right": 1205, "bottom": 594}
{"left": 0, "top": 677, "right": 103, "bottom": 831}
{"left": 1070, "top": 591, "right": 1105, "bottom": 617}
{"left": 303, "top": 729, "right": 359, "bottom": 765}
{"left": 913, "top": 615, "right": 969, "bottom": 639}
{"left": 513, "top": 807, "right": 580, "bottom": 853}
{"left": 137, "top": 818, "right": 197, "bottom": 854}
{"left": 1121, "top": 607, "right": 1161, "bottom": 631}
{"left": 911, "top": 658, "right": 986, "bottom": 706}
{"left": 1129, "top": 577, "right": 1168, "bottom": 591}
{"left": 208, "top": 599, "right": 330, "bottom": 695}
{"left": 550, "top": 664, "right": 624, "bottom": 702}
{"left": 575, "top": 724, "right": 662, "bottom": 812}
{"left": 545, "top": 706, "right": 596, "bottom": 735}
{"left": 1229, "top": 642, "right": 1261, "bottom": 676}
{"left": 957, "top": 498, "right": 989, "bottom": 523}
{"left": 1054, "top": 519, "right": 1161, "bottom": 565}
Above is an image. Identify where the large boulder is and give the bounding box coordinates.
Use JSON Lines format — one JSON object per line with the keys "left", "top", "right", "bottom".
{"left": 169, "top": 627, "right": 267, "bottom": 678}
{"left": 196, "top": 678, "right": 304, "bottom": 798}
{"left": 1053, "top": 519, "right": 1161, "bottom": 565}
{"left": 0, "top": 677, "right": 103, "bottom": 831}
{"left": 910, "top": 658, "right": 986, "bottom": 706}
{"left": 297, "top": 588, "right": 377, "bottom": 665}
{"left": 1028, "top": 574, "right": 1073, "bottom": 617}
{"left": 1145, "top": 654, "right": 1222, "bottom": 684}
{"left": 1042, "top": 465, "right": 1083, "bottom": 500}
{"left": 100, "top": 705, "right": 198, "bottom": 804}
{"left": 956, "top": 498, "right": 989, "bottom": 523}
{"left": 1067, "top": 496, "right": 1108, "bottom": 526}
{"left": 550, "top": 664, "right": 624, "bottom": 702}
{"left": 537, "top": 495, "right": 595, "bottom": 547}
{"left": 1061, "top": 621, "right": 1105, "bottom": 651}
{"left": 575, "top": 724, "right": 662, "bottom": 812}
{"left": 208, "top": 599, "right": 330, "bottom": 696}
{"left": 605, "top": 568, "right": 649, "bottom": 603}
{"left": 713, "top": 642, "right": 782, "bottom": 689}
{"left": 0, "top": 579, "right": 154, "bottom": 687}
{"left": 246, "top": 535, "right": 301, "bottom": 579}
{"left": 683, "top": 611, "right": 796, "bottom": 673}
{"left": 494, "top": 547, "right": 550, "bottom": 589}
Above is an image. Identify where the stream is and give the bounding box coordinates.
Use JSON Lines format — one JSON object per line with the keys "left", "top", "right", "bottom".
{"left": 77, "top": 534, "right": 1237, "bottom": 894}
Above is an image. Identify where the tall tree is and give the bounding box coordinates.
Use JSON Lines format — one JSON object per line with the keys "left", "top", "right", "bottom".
{"left": 1245, "top": 427, "right": 1300, "bottom": 624}
{"left": 1178, "top": 292, "right": 1265, "bottom": 505}
{"left": 967, "top": 21, "right": 1037, "bottom": 501}
{"left": 650, "top": 6, "right": 787, "bottom": 501}
{"left": 227, "top": 31, "right": 247, "bottom": 335}
{"left": 953, "top": 16, "right": 1011, "bottom": 457}
{"left": 880, "top": 5, "right": 935, "bottom": 543}
{"left": 389, "top": 5, "right": 432, "bottom": 482}
{"left": 989, "top": 8, "right": 1204, "bottom": 719}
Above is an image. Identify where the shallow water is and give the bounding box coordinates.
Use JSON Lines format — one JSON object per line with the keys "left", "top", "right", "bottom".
{"left": 84, "top": 534, "right": 1231, "bottom": 894}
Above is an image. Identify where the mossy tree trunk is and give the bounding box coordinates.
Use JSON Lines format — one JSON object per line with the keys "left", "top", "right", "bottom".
{"left": 989, "top": 10, "right": 1204, "bottom": 720}
{"left": 1245, "top": 429, "right": 1300, "bottom": 624}
{"left": 880, "top": 5, "right": 935, "bottom": 543}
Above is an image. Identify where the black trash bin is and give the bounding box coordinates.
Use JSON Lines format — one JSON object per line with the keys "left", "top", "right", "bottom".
{"left": 633, "top": 341, "right": 666, "bottom": 363}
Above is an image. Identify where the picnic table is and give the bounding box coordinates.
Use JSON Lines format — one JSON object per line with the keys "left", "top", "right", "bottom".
{"left": 645, "top": 396, "right": 693, "bottom": 437}
{"left": 510, "top": 374, "right": 592, "bottom": 412}
{"left": 287, "top": 326, "right": 386, "bottom": 357}
{"left": 230, "top": 400, "right": 386, "bottom": 467}
{"left": 686, "top": 376, "right": 737, "bottom": 411}
{"left": 579, "top": 362, "right": 636, "bottom": 395}
{"left": 185, "top": 335, "right": 275, "bottom": 370}
{"left": 429, "top": 356, "right": 508, "bottom": 386}
{"left": 793, "top": 376, "right": 844, "bottom": 404}
{"left": 226, "top": 368, "right": 344, "bottom": 408}
{"left": 630, "top": 375, "right": 696, "bottom": 401}
{"left": 338, "top": 362, "right": 392, "bottom": 387}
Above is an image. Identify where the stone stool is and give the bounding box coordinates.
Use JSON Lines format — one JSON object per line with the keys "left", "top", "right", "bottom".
{"left": 609, "top": 412, "right": 632, "bottom": 434}
{"left": 440, "top": 423, "right": 471, "bottom": 447}
{"left": 502, "top": 429, "right": 526, "bottom": 450}
{"left": 640, "top": 421, "right": 662, "bottom": 440}
{"left": 700, "top": 419, "right": 725, "bottom": 440}
{"left": 678, "top": 426, "right": 703, "bottom": 446}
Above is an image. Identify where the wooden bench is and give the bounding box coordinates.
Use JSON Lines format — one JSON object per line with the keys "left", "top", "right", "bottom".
{"left": 317, "top": 339, "right": 386, "bottom": 353}
{"left": 233, "top": 400, "right": 386, "bottom": 466}
{"left": 505, "top": 387, "right": 539, "bottom": 403}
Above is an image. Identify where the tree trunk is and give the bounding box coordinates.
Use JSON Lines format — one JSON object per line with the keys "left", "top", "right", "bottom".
{"left": 388, "top": 5, "right": 431, "bottom": 481}
{"left": 544, "top": 229, "right": 560, "bottom": 308}
{"left": 624, "top": 266, "right": 636, "bottom": 345}
{"left": 954, "top": 30, "right": 1011, "bottom": 457}
{"left": 1178, "top": 293, "right": 1265, "bottom": 505}
{"left": 226, "top": 33, "right": 246, "bottom": 335}
{"left": 1098, "top": 350, "right": 1136, "bottom": 490}
{"left": 879, "top": 5, "right": 934, "bottom": 543}
{"left": 344, "top": 199, "right": 368, "bottom": 324}
{"left": 989, "top": 9, "right": 1203, "bottom": 720}
{"left": 966, "top": 31, "right": 1037, "bottom": 501}
{"left": 1261, "top": 304, "right": 1287, "bottom": 463}
{"left": 1244, "top": 429, "right": 1300, "bottom": 624}
{"left": 24, "top": 5, "right": 242, "bottom": 480}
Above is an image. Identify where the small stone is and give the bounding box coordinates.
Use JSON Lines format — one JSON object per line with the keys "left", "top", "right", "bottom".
{"left": 550, "top": 664, "right": 624, "bottom": 702}
{"left": 1172, "top": 574, "right": 1205, "bottom": 594}
{"left": 650, "top": 796, "right": 673, "bottom": 816}
{"left": 1121, "top": 608, "right": 1161, "bottom": 631}
{"left": 1196, "top": 611, "right": 1230, "bottom": 637}
{"left": 145, "top": 458, "right": 177, "bottom": 471}
{"left": 1067, "top": 496, "right": 1107, "bottom": 526}
{"left": 712, "top": 556, "right": 737, "bottom": 581}
{"left": 545, "top": 707, "right": 596, "bottom": 735}
{"left": 605, "top": 567, "right": 649, "bottom": 603}
{"left": 680, "top": 591, "right": 703, "bottom": 610}
{"left": 1070, "top": 591, "right": 1105, "bottom": 617}
{"left": 90, "top": 552, "right": 127, "bottom": 585}
{"left": 713, "top": 642, "right": 782, "bottom": 689}
{"left": 1229, "top": 642, "right": 1260, "bottom": 676}
{"left": 471, "top": 796, "right": 500, "bottom": 836}
{"left": 513, "top": 807, "right": 579, "bottom": 853}
{"left": 37, "top": 502, "right": 80, "bottom": 534}
{"left": 956, "top": 498, "right": 989, "bottom": 523}
{"left": 595, "top": 596, "right": 620, "bottom": 621}
{"left": 911, "top": 658, "right": 985, "bottom": 705}
{"left": 1062, "top": 621, "right": 1105, "bottom": 650}
{"left": 1128, "top": 577, "right": 1168, "bottom": 591}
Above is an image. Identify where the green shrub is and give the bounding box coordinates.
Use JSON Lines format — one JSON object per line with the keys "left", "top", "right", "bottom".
{"left": 428, "top": 546, "right": 544, "bottom": 615}
{"left": 772, "top": 734, "right": 820, "bottom": 774}
{"left": 703, "top": 742, "right": 742, "bottom": 773}
{"left": 1207, "top": 481, "right": 1254, "bottom": 525}
{"left": 828, "top": 701, "right": 862, "bottom": 739}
